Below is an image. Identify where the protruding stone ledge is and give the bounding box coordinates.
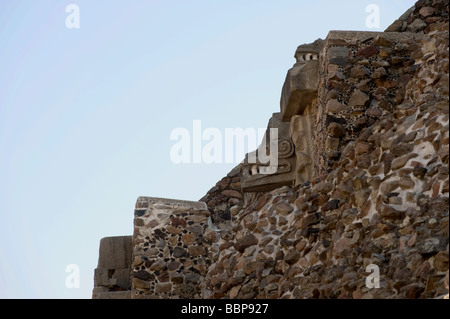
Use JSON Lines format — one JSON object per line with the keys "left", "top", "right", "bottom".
{"left": 325, "top": 30, "right": 426, "bottom": 46}
{"left": 136, "top": 196, "right": 208, "bottom": 210}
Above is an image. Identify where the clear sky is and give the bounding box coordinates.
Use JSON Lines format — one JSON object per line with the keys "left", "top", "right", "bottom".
{"left": 0, "top": 0, "right": 415, "bottom": 299}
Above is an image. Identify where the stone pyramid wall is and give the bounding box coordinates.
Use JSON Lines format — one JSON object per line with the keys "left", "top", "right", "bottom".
{"left": 93, "top": 0, "right": 449, "bottom": 299}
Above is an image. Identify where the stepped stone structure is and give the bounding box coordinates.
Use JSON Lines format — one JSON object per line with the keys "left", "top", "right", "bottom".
{"left": 93, "top": 0, "right": 449, "bottom": 299}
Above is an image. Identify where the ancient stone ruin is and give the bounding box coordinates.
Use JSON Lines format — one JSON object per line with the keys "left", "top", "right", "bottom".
{"left": 93, "top": 0, "right": 449, "bottom": 299}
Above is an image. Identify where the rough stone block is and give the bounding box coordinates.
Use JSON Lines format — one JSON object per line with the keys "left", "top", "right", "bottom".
{"left": 113, "top": 268, "right": 131, "bottom": 289}
{"left": 97, "top": 236, "right": 132, "bottom": 270}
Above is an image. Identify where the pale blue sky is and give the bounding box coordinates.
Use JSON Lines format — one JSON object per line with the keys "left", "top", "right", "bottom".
{"left": 0, "top": 0, "right": 415, "bottom": 298}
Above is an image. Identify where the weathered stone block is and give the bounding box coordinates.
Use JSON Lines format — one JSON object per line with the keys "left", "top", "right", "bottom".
{"left": 234, "top": 234, "right": 258, "bottom": 253}
{"left": 113, "top": 268, "right": 131, "bottom": 289}
{"left": 97, "top": 236, "right": 132, "bottom": 270}
{"left": 280, "top": 39, "right": 324, "bottom": 121}
{"left": 349, "top": 90, "right": 369, "bottom": 108}
{"left": 290, "top": 115, "right": 314, "bottom": 185}
{"left": 326, "top": 99, "right": 347, "bottom": 114}
{"left": 94, "top": 267, "right": 115, "bottom": 287}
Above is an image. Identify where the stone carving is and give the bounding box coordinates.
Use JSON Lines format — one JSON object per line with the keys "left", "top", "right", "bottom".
{"left": 241, "top": 113, "right": 296, "bottom": 192}
{"left": 241, "top": 40, "right": 323, "bottom": 192}
{"left": 280, "top": 39, "right": 324, "bottom": 122}
{"left": 290, "top": 115, "right": 313, "bottom": 185}
{"left": 277, "top": 39, "right": 323, "bottom": 185}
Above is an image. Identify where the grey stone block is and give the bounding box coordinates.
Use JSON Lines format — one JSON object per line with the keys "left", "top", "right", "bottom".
{"left": 97, "top": 236, "right": 132, "bottom": 269}
{"left": 113, "top": 268, "right": 131, "bottom": 289}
